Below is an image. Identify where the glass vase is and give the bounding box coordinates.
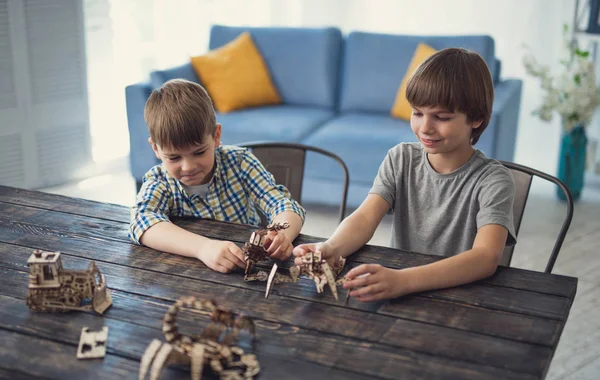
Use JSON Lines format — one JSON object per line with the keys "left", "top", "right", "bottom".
{"left": 557, "top": 124, "right": 587, "bottom": 201}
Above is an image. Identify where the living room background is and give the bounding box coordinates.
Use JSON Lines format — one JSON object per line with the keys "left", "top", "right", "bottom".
{"left": 83, "top": 0, "right": 597, "bottom": 187}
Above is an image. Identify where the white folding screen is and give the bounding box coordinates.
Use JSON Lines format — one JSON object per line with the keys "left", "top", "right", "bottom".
{"left": 0, "top": 0, "right": 91, "bottom": 189}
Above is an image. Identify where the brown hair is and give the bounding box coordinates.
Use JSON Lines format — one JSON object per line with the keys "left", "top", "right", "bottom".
{"left": 406, "top": 48, "right": 494, "bottom": 145}
{"left": 144, "top": 79, "right": 217, "bottom": 149}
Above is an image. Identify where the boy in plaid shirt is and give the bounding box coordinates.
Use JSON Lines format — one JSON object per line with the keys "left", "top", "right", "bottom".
{"left": 130, "top": 79, "right": 305, "bottom": 273}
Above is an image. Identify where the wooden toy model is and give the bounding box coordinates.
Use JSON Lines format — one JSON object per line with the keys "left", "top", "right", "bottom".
{"left": 139, "top": 296, "right": 259, "bottom": 380}
{"left": 26, "top": 249, "right": 112, "bottom": 314}
{"left": 242, "top": 222, "right": 290, "bottom": 298}
{"left": 290, "top": 252, "right": 347, "bottom": 301}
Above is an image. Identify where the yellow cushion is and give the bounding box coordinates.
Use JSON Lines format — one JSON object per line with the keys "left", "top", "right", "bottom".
{"left": 390, "top": 43, "right": 438, "bottom": 120}
{"left": 190, "top": 32, "right": 281, "bottom": 113}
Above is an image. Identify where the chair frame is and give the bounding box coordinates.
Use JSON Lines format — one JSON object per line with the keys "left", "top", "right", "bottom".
{"left": 500, "top": 161, "right": 574, "bottom": 273}
{"left": 239, "top": 141, "right": 350, "bottom": 224}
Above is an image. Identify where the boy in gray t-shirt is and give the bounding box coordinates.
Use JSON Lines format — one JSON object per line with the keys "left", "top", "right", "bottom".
{"left": 293, "top": 48, "right": 516, "bottom": 302}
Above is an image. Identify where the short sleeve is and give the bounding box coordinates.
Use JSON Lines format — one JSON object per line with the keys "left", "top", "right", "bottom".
{"left": 128, "top": 174, "right": 173, "bottom": 244}
{"left": 369, "top": 148, "right": 398, "bottom": 211}
{"left": 476, "top": 166, "right": 517, "bottom": 246}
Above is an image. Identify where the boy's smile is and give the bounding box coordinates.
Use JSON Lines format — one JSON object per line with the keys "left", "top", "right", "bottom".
{"left": 420, "top": 137, "right": 442, "bottom": 147}
{"left": 149, "top": 125, "right": 222, "bottom": 186}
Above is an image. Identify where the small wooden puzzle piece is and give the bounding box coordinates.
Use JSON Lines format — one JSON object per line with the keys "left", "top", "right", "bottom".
{"left": 77, "top": 326, "right": 108, "bottom": 359}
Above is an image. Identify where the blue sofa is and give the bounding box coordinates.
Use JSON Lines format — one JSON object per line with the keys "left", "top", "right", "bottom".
{"left": 126, "top": 25, "right": 522, "bottom": 209}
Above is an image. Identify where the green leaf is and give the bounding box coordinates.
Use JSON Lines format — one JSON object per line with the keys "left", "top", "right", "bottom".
{"left": 574, "top": 74, "right": 581, "bottom": 85}
{"left": 575, "top": 48, "right": 590, "bottom": 58}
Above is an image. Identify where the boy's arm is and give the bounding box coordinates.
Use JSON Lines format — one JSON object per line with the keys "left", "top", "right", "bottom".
{"left": 129, "top": 176, "right": 173, "bottom": 245}
{"left": 296, "top": 148, "right": 399, "bottom": 263}
{"left": 262, "top": 210, "right": 304, "bottom": 259}
{"left": 129, "top": 177, "right": 199, "bottom": 256}
{"left": 345, "top": 224, "right": 508, "bottom": 301}
{"left": 293, "top": 194, "right": 390, "bottom": 262}
{"left": 130, "top": 176, "right": 245, "bottom": 272}
{"left": 327, "top": 194, "right": 390, "bottom": 258}
{"left": 140, "top": 222, "right": 245, "bottom": 272}
{"left": 272, "top": 210, "right": 303, "bottom": 244}
{"left": 140, "top": 221, "right": 211, "bottom": 259}
{"left": 405, "top": 224, "right": 508, "bottom": 290}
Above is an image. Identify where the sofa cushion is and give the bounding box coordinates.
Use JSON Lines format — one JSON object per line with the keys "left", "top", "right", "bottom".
{"left": 302, "top": 113, "right": 417, "bottom": 184}
{"left": 391, "top": 43, "right": 438, "bottom": 120}
{"left": 217, "top": 105, "right": 335, "bottom": 145}
{"left": 209, "top": 25, "right": 342, "bottom": 109}
{"left": 340, "top": 32, "right": 496, "bottom": 113}
{"left": 191, "top": 32, "right": 281, "bottom": 113}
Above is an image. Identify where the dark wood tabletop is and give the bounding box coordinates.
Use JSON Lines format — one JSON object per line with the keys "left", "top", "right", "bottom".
{"left": 0, "top": 185, "right": 578, "bottom": 380}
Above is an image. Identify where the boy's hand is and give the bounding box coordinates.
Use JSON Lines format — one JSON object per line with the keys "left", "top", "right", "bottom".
{"left": 343, "top": 264, "right": 410, "bottom": 302}
{"left": 197, "top": 240, "right": 246, "bottom": 274}
{"left": 293, "top": 241, "right": 339, "bottom": 266}
{"left": 263, "top": 230, "right": 293, "bottom": 261}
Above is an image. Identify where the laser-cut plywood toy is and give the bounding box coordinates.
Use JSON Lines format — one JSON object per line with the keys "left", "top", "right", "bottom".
{"left": 139, "top": 296, "right": 259, "bottom": 380}
{"left": 290, "top": 252, "right": 348, "bottom": 302}
{"left": 242, "top": 222, "right": 290, "bottom": 298}
{"left": 26, "top": 249, "right": 112, "bottom": 314}
{"left": 77, "top": 327, "right": 108, "bottom": 359}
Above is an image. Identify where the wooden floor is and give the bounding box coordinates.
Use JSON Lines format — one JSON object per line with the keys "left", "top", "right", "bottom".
{"left": 41, "top": 173, "right": 600, "bottom": 380}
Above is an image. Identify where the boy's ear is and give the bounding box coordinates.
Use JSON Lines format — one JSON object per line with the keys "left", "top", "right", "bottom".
{"left": 471, "top": 120, "right": 483, "bottom": 130}
{"left": 148, "top": 137, "right": 161, "bottom": 159}
{"left": 214, "top": 124, "right": 222, "bottom": 148}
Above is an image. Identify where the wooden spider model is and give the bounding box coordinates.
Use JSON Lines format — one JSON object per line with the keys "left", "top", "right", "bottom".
{"left": 242, "top": 222, "right": 290, "bottom": 297}
{"left": 289, "top": 252, "right": 347, "bottom": 302}
{"left": 138, "top": 296, "right": 259, "bottom": 380}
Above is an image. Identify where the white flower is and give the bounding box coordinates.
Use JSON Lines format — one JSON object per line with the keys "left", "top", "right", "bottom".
{"left": 523, "top": 25, "right": 600, "bottom": 132}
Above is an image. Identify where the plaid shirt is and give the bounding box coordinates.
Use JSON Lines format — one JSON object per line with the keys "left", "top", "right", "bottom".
{"left": 129, "top": 145, "right": 305, "bottom": 244}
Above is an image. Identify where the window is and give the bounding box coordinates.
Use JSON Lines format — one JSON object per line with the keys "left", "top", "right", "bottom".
{"left": 43, "top": 265, "right": 54, "bottom": 281}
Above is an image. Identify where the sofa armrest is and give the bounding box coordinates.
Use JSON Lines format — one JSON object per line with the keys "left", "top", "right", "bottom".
{"left": 126, "top": 82, "right": 158, "bottom": 181}
{"left": 490, "top": 79, "right": 523, "bottom": 161}
{"left": 150, "top": 63, "right": 199, "bottom": 89}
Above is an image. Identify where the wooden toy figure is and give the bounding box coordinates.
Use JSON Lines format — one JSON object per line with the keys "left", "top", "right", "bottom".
{"left": 242, "top": 222, "right": 290, "bottom": 298}
{"left": 26, "top": 249, "right": 112, "bottom": 314}
{"left": 290, "top": 252, "right": 347, "bottom": 302}
{"left": 139, "top": 296, "right": 259, "bottom": 380}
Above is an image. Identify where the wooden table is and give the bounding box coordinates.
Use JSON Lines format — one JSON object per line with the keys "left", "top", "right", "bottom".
{"left": 0, "top": 185, "right": 578, "bottom": 379}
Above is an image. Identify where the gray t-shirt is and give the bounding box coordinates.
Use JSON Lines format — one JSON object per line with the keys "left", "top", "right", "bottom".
{"left": 370, "top": 142, "right": 516, "bottom": 257}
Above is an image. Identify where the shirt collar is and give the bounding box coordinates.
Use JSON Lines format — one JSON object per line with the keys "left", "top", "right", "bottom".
{"left": 165, "top": 146, "right": 222, "bottom": 197}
